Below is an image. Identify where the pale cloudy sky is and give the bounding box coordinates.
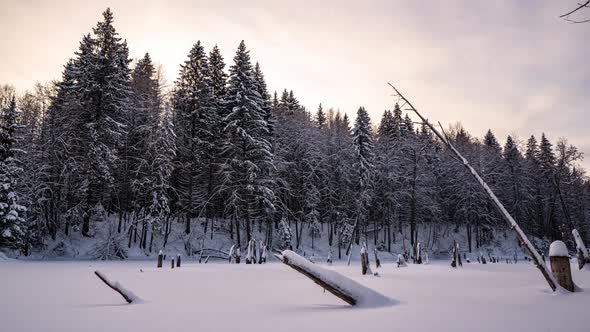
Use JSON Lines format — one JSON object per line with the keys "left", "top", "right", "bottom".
{"left": 0, "top": 0, "right": 588, "bottom": 168}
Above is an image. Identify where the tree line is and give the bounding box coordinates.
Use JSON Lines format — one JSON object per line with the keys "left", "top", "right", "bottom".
{"left": 0, "top": 8, "right": 588, "bottom": 256}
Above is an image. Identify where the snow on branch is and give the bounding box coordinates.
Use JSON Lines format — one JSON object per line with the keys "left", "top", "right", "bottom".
{"left": 94, "top": 270, "right": 141, "bottom": 304}
{"left": 275, "top": 250, "right": 392, "bottom": 307}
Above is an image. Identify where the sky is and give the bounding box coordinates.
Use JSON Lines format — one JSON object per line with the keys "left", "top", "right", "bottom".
{"left": 0, "top": 0, "right": 588, "bottom": 169}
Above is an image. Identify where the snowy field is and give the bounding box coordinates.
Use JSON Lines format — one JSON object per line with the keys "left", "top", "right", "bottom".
{"left": 1, "top": 259, "right": 589, "bottom": 332}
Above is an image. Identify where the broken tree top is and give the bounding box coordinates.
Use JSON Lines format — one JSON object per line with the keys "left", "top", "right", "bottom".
{"left": 549, "top": 241, "right": 569, "bottom": 257}
{"left": 279, "top": 250, "right": 393, "bottom": 308}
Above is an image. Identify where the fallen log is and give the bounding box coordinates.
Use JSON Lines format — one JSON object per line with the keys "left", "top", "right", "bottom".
{"left": 94, "top": 270, "right": 140, "bottom": 304}
{"left": 274, "top": 250, "right": 391, "bottom": 307}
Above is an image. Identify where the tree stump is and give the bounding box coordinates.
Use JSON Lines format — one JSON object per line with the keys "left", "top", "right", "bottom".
{"left": 373, "top": 247, "right": 381, "bottom": 268}
{"left": 360, "top": 242, "right": 371, "bottom": 275}
{"left": 176, "top": 255, "right": 181, "bottom": 268}
{"left": 549, "top": 241, "right": 574, "bottom": 292}
{"left": 397, "top": 254, "right": 407, "bottom": 267}
{"left": 451, "top": 240, "right": 461, "bottom": 268}
{"left": 157, "top": 250, "right": 163, "bottom": 268}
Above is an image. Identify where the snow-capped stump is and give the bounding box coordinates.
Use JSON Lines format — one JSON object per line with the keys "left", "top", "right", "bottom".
{"left": 549, "top": 241, "right": 574, "bottom": 292}
{"left": 451, "top": 241, "right": 462, "bottom": 268}
{"left": 258, "top": 241, "right": 267, "bottom": 264}
{"left": 572, "top": 229, "right": 590, "bottom": 270}
{"left": 94, "top": 270, "right": 141, "bottom": 304}
{"left": 275, "top": 250, "right": 392, "bottom": 307}
{"left": 245, "top": 239, "right": 257, "bottom": 264}
{"left": 360, "top": 242, "right": 372, "bottom": 275}
{"left": 396, "top": 254, "right": 407, "bottom": 268}
{"left": 373, "top": 247, "right": 381, "bottom": 268}
{"left": 414, "top": 242, "right": 422, "bottom": 264}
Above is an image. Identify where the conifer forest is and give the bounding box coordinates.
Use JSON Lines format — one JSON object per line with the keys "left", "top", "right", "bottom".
{"left": 2, "top": 4, "right": 590, "bottom": 332}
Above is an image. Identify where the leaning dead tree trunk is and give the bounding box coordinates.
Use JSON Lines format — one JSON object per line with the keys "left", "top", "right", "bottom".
{"left": 274, "top": 250, "right": 390, "bottom": 307}
{"left": 274, "top": 250, "right": 356, "bottom": 305}
{"left": 388, "top": 83, "right": 558, "bottom": 292}
{"left": 572, "top": 229, "right": 590, "bottom": 270}
{"left": 94, "top": 271, "right": 139, "bottom": 304}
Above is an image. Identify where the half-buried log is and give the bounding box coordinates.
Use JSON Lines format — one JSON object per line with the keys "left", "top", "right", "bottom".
{"left": 274, "top": 250, "right": 391, "bottom": 307}
{"left": 94, "top": 270, "right": 140, "bottom": 304}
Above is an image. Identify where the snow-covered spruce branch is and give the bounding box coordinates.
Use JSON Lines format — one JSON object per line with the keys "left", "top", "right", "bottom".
{"left": 387, "top": 82, "right": 559, "bottom": 292}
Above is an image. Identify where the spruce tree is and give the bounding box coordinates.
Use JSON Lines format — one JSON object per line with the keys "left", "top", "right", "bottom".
{"left": 172, "top": 41, "right": 216, "bottom": 233}
{"left": 315, "top": 103, "right": 327, "bottom": 130}
{"left": 392, "top": 103, "right": 403, "bottom": 138}
{"left": 352, "top": 106, "right": 374, "bottom": 231}
{"left": 483, "top": 129, "right": 501, "bottom": 154}
{"left": 0, "top": 97, "right": 27, "bottom": 250}
{"left": 69, "top": 9, "right": 132, "bottom": 236}
{"left": 403, "top": 113, "right": 414, "bottom": 136}
{"left": 209, "top": 45, "right": 228, "bottom": 100}
{"left": 220, "top": 41, "right": 275, "bottom": 245}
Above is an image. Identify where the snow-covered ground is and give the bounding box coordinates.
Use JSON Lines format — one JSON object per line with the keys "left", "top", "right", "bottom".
{"left": 1, "top": 259, "right": 588, "bottom": 332}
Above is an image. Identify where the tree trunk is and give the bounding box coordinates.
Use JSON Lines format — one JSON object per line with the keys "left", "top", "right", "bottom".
{"left": 185, "top": 213, "right": 191, "bottom": 234}
{"left": 94, "top": 271, "right": 137, "bottom": 304}
{"left": 550, "top": 254, "right": 574, "bottom": 292}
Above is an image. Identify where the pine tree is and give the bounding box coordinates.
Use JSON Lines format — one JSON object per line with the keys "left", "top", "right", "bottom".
{"left": 315, "top": 103, "right": 327, "bottom": 130}
{"left": 377, "top": 109, "right": 394, "bottom": 139}
{"left": 207, "top": 44, "right": 228, "bottom": 221}
{"left": 0, "top": 97, "right": 27, "bottom": 250}
{"left": 220, "top": 41, "right": 275, "bottom": 245}
{"left": 352, "top": 106, "right": 374, "bottom": 232}
{"left": 147, "top": 107, "right": 176, "bottom": 249}
{"left": 69, "top": 9, "right": 132, "bottom": 236}
{"left": 253, "top": 62, "right": 274, "bottom": 142}
{"left": 172, "top": 41, "right": 217, "bottom": 233}
{"left": 403, "top": 113, "right": 414, "bottom": 136}
{"left": 483, "top": 129, "right": 501, "bottom": 154}
{"left": 502, "top": 136, "right": 527, "bottom": 229}
{"left": 117, "top": 53, "right": 160, "bottom": 223}
{"left": 539, "top": 133, "right": 556, "bottom": 174}
{"left": 209, "top": 45, "right": 228, "bottom": 100}
{"left": 524, "top": 135, "right": 544, "bottom": 236}
{"left": 392, "top": 103, "right": 403, "bottom": 138}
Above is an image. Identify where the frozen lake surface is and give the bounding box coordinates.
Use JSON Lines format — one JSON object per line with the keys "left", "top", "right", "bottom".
{"left": 1, "top": 259, "right": 588, "bottom": 332}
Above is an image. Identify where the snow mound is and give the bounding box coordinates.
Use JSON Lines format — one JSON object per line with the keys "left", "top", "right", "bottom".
{"left": 0, "top": 251, "right": 9, "bottom": 261}
{"left": 549, "top": 241, "right": 569, "bottom": 257}
{"left": 282, "top": 250, "right": 393, "bottom": 308}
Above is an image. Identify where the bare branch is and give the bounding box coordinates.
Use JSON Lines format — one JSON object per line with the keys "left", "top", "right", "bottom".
{"left": 560, "top": 0, "right": 590, "bottom": 17}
